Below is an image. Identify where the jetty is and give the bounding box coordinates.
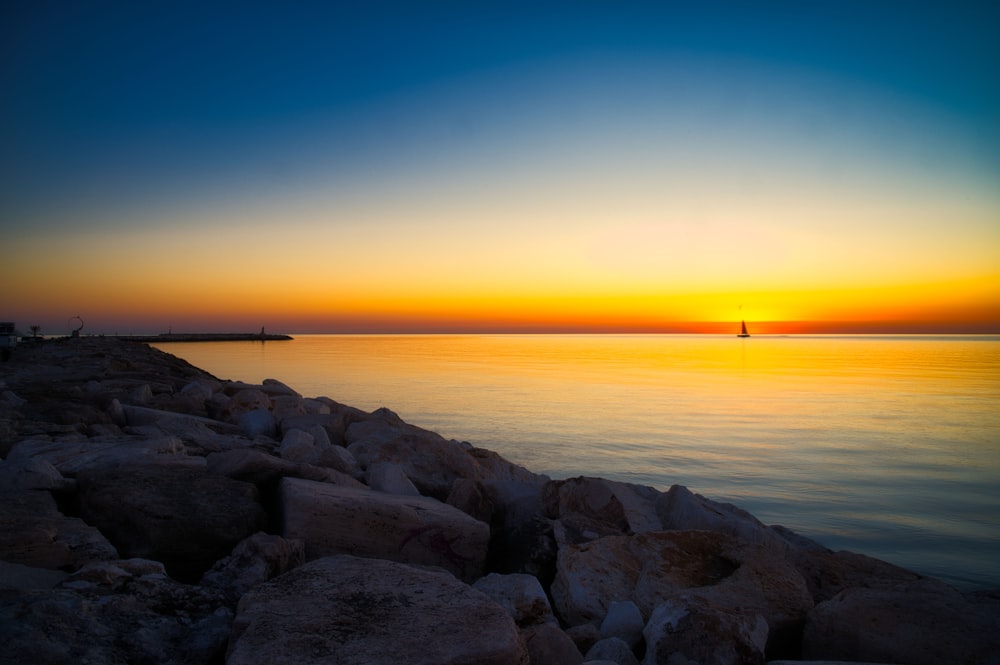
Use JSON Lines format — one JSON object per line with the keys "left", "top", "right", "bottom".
{"left": 113, "top": 332, "right": 293, "bottom": 343}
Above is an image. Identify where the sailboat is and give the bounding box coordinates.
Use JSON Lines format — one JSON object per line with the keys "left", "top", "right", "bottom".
{"left": 737, "top": 320, "right": 750, "bottom": 338}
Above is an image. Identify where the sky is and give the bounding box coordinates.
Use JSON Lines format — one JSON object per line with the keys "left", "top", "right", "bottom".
{"left": 2, "top": 1, "right": 999, "bottom": 334}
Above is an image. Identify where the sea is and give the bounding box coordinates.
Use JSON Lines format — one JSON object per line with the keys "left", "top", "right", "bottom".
{"left": 154, "top": 334, "right": 1000, "bottom": 591}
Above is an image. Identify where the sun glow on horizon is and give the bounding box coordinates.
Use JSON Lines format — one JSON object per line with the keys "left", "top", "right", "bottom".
{"left": 2, "top": 4, "right": 998, "bottom": 335}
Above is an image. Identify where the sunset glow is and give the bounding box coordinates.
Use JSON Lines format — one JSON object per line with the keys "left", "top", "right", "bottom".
{"left": 2, "top": 3, "right": 998, "bottom": 334}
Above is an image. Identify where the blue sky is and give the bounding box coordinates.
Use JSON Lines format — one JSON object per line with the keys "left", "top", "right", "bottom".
{"left": 2, "top": 1, "right": 998, "bottom": 332}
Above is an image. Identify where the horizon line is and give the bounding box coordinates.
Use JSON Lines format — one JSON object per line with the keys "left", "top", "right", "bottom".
{"left": 37, "top": 320, "right": 1000, "bottom": 337}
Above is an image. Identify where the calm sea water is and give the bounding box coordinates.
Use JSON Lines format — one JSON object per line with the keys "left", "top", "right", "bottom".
{"left": 155, "top": 334, "right": 1000, "bottom": 591}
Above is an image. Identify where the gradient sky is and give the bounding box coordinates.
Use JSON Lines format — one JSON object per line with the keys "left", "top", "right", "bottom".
{"left": 2, "top": 1, "right": 998, "bottom": 334}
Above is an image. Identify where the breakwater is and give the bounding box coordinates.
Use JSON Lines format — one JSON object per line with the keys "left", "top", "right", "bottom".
{"left": 115, "top": 332, "right": 293, "bottom": 342}
{"left": 0, "top": 337, "right": 996, "bottom": 664}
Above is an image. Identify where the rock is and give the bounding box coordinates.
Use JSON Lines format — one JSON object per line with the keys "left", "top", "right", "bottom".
{"left": 485, "top": 482, "right": 558, "bottom": 584}
{"left": 180, "top": 379, "right": 217, "bottom": 402}
{"left": 280, "top": 410, "right": 357, "bottom": 447}
{"left": 200, "top": 532, "right": 305, "bottom": 603}
{"left": 270, "top": 394, "right": 307, "bottom": 421}
{"left": 584, "top": 637, "right": 640, "bottom": 665}
{"left": 544, "top": 476, "right": 630, "bottom": 533}
{"left": 279, "top": 477, "right": 490, "bottom": 581}
{"left": 0, "top": 561, "right": 70, "bottom": 590}
{"left": 0, "top": 561, "right": 232, "bottom": 665}
{"left": 227, "top": 554, "right": 528, "bottom": 665}
{"left": 790, "top": 547, "right": 924, "bottom": 603}
{"left": 0, "top": 457, "right": 75, "bottom": 492}
{"left": 6, "top": 434, "right": 196, "bottom": 475}
{"left": 300, "top": 397, "right": 332, "bottom": 414}
{"left": 346, "top": 413, "right": 541, "bottom": 499}
{"left": 236, "top": 408, "right": 277, "bottom": 438}
{"left": 108, "top": 396, "right": 127, "bottom": 425}
{"left": 1, "top": 388, "right": 27, "bottom": 407}
{"left": 121, "top": 403, "right": 246, "bottom": 443}
{"left": 0, "top": 487, "right": 118, "bottom": 570}
{"left": 76, "top": 463, "right": 266, "bottom": 582}
{"left": 130, "top": 382, "right": 153, "bottom": 404}
{"left": 544, "top": 477, "right": 662, "bottom": 538}
{"left": 317, "top": 440, "right": 364, "bottom": 477}
{"left": 802, "top": 578, "right": 1000, "bottom": 665}
{"left": 448, "top": 477, "right": 497, "bottom": 522}
{"left": 654, "top": 485, "right": 786, "bottom": 549}
{"left": 206, "top": 448, "right": 366, "bottom": 488}
{"left": 283, "top": 422, "right": 363, "bottom": 477}
{"left": 278, "top": 427, "right": 318, "bottom": 462}
{"left": 521, "top": 621, "right": 583, "bottom": 665}
{"left": 600, "top": 600, "right": 645, "bottom": 650}
{"left": 551, "top": 530, "right": 812, "bottom": 640}
{"left": 227, "top": 388, "right": 272, "bottom": 415}
{"left": 366, "top": 460, "right": 421, "bottom": 495}
{"left": 554, "top": 512, "right": 629, "bottom": 548}
{"left": 474, "top": 572, "right": 558, "bottom": 626}
{"left": 65, "top": 557, "right": 169, "bottom": 589}
{"left": 302, "top": 421, "right": 333, "bottom": 447}
{"left": 642, "top": 596, "right": 769, "bottom": 665}
{"left": 566, "top": 622, "right": 602, "bottom": 656}
{"left": 261, "top": 378, "right": 300, "bottom": 397}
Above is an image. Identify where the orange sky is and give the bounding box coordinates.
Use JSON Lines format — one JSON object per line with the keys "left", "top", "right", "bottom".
{"left": 3, "top": 4, "right": 999, "bottom": 335}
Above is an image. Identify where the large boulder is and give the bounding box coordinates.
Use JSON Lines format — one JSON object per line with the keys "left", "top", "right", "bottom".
{"left": 520, "top": 621, "right": 583, "bottom": 665}
{"left": 551, "top": 530, "right": 813, "bottom": 644}
{"left": 654, "top": 485, "right": 788, "bottom": 550}
{"left": 121, "top": 404, "right": 252, "bottom": 453}
{"left": 6, "top": 434, "right": 197, "bottom": 475}
{"left": 789, "top": 547, "right": 925, "bottom": 603}
{"left": 0, "top": 487, "right": 118, "bottom": 570}
{"left": 366, "top": 460, "right": 421, "bottom": 495}
{"left": 76, "top": 463, "right": 266, "bottom": 582}
{"left": 600, "top": 599, "right": 645, "bottom": 650}
{"left": 227, "top": 555, "right": 528, "bottom": 665}
{"left": 474, "top": 572, "right": 558, "bottom": 626}
{"left": 226, "top": 388, "right": 272, "bottom": 416}
{"left": 279, "top": 404, "right": 367, "bottom": 447}
{"left": 0, "top": 558, "right": 232, "bottom": 665}
{"left": 346, "top": 409, "right": 541, "bottom": 498}
{"left": 206, "top": 448, "right": 366, "bottom": 488}
{"left": 0, "top": 457, "right": 75, "bottom": 492}
{"left": 642, "top": 597, "right": 769, "bottom": 665}
{"left": 279, "top": 476, "right": 491, "bottom": 581}
{"left": 544, "top": 477, "right": 662, "bottom": 539}
{"left": 802, "top": 578, "right": 1000, "bottom": 665}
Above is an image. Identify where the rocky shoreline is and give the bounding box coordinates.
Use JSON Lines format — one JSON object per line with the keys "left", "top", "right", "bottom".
{"left": 1, "top": 337, "right": 997, "bottom": 665}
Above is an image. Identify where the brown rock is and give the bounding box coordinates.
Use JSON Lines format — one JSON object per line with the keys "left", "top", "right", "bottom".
{"left": 802, "top": 578, "right": 1000, "bottom": 665}
{"left": 76, "top": 463, "right": 265, "bottom": 582}
{"left": 200, "top": 532, "right": 305, "bottom": 603}
{"left": 790, "top": 547, "right": 924, "bottom": 603}
{"left": 521, "top": 622, "right": 583, "bottom": 665}
{"left": 227, "top": 555, "right": 528, "bottom": 665}
{"left": 279, "top": 477, "right": 490, "bottom": 581}
{"left": 0, "top": 560, "right": 232, "bottom": 665}
{"left": 643, "top": 596, "right": 769, "bottom": 665}
{"left": 552, "top": 529, "right": 813, "bottom": 646}
{"left": 0, "top": 487, "right": 117, "bottom": 570}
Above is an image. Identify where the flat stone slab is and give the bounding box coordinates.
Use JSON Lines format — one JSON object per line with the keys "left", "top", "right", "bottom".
{"left": 280, "top": 477, "right": 490, "bottom": 581}
{"left": 227, "top": 555, "right": 527, "bottom": 665}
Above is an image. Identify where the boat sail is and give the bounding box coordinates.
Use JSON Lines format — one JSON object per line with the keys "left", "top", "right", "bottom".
{"left": 737, "top": 320, "right": 750, "bottom": 338}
